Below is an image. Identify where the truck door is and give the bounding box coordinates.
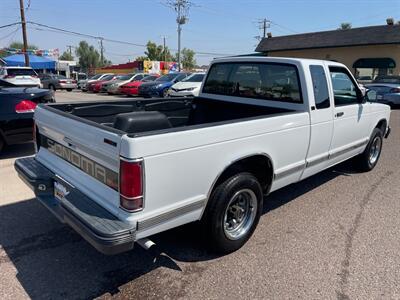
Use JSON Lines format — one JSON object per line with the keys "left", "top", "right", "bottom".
{"left": 301, "top": 64, "right": 334, "bottom": 179}
{"left": 327, "top": 66, "right": 371, "bottom": 165}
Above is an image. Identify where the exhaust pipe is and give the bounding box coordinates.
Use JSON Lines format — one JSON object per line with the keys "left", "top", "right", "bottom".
{"left": 137, "top": 238, "right": 156, "bottom": 250}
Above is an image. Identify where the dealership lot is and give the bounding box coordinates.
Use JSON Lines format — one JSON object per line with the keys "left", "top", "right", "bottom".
{"left": 1, "top": 91, "right": 400, "bottom": 299}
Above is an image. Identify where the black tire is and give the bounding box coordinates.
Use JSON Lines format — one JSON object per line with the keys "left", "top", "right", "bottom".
{"left": 355, "top": 128, "right": 383, "bottom": 172}
{"left": 66, "top": 88, "right": 72, "bottom": 92}
{"left": 162, "top": 89, "right": 169, "bottom": 98}
{"left": 48, "top": 84, "right": 55, "bottom": 91}
{"left": 202, "top": 172, "right": 263, "bottom": 254}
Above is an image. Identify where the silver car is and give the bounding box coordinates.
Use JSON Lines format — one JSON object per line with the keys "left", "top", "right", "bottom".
{"left": 365, "top": 83, "right": 400, "bottom": 107}
{"left": 107, "top": 73, "right": 148, "bottom": 94}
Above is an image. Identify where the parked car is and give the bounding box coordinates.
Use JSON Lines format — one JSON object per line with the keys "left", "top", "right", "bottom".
{"left": 0, "top": 66, "right": 41, "bottom": 87}
{"left": 373, "top": 75, "right": 400, "bottom": 84}
{"left": 15, "top": 57, "right": 390, "bottom": 255}
{"left": 87, "top": 74, "right": 116, "bottom": 93}
{"left": 106, "top": 73, "right": 149, "bottom": 95}
{"left": 39, "top": 74, "right": 77, "bottom": 91}
{"left": 119, "top": 75, "right": 160, "bottom": 96}
{"left": 356, "top": 75, "right": 373, "bottom": 84}
{"left": 0, "top": 79, "right": 54, "bottom": 153}
{"left": 167, "top": 72, "right": 205, "bottom": 97}
{"left": 365, "top": 83, "right": 400, "bottom": 107}
{"left": 138, "top": 72, "right": 190, "bottom": 98}
{"left": 80, "top": 73, "right": 113, "bottom": 91}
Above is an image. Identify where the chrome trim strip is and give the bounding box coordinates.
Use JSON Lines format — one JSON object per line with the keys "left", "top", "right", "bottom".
{"left": 137, "top": 199, "right": 206, "bottom": 232}
{"left": 306, "top": 155, "right": 329, "bottom": 168}
{"left": 274, "top": 163, "right": 305, "bottom": 180}
{"left": 329, "top": 139, "right": 368, "bottom": 159}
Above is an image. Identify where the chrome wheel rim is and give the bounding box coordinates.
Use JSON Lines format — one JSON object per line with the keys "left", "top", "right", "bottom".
{"left": 223, "top": 189, "right": 258, "bottom": 240}
{"left": 369, "top": 136, "right": 382, "bottom": 165}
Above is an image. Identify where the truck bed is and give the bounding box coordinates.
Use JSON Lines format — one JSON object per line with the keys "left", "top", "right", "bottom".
{"left": 43, "top": 97, "right": 295, "bottom": 136}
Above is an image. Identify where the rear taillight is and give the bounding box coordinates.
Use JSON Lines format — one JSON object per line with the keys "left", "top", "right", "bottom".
{"left": 4, "top": 75, "right": 15, "bottom": 79}
{"left": 390, "top": 88, "right": 400, "bottom": 93}
{"left": 59, "top": 80, "right": 67, "bottom": 83}
{"left": 15, "top": 100, "right": 37, "bottom": 113}
{"left": 119, "top": 158, "right": 144, "bottom": 212}
{"left": 72, "top": 80, "right": 77, "bottom": 83}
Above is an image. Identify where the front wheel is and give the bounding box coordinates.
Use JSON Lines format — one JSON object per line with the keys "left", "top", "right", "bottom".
{"left": 162, "top": 89, "right": 169, "bottom": 98}
{"left": 202, "top": 172, "right": 263, "bottom": 254}
{"left": 355, "top": 128, "right": 383, "bottom": 171}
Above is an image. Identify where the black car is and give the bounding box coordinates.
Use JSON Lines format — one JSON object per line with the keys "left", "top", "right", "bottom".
{"left": 0, "top": 80, "right": 55, "bottom": 153}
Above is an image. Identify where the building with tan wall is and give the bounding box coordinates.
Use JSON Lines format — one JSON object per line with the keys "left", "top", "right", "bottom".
{"left": 255, "top": 24, "right": 400, "bottom": 80}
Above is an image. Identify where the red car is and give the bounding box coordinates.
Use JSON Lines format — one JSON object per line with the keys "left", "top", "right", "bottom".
{"left": 87, "top": 74, "right": 116, "bottom": 92}
{"left": 119, "top": 74, "right": 160, "bottom": 96}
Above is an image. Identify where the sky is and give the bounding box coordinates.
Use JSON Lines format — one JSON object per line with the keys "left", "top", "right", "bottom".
{"left": 1, "top": 0, "right": 400, "bottom": 66}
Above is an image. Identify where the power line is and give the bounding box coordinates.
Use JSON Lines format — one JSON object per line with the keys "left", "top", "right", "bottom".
{"left": 27, "top": 21, "right": 236, "bottom": 57}
{"left": 0, "top": 22, "right": 21, "bottom": 29}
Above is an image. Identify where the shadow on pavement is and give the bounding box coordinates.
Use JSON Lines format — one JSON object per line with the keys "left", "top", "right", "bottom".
{"left": 0, "top": 160, "right": 357, "bottom": 299}
{"left": 0, "top": 143, "right": 35, "bottom": 160}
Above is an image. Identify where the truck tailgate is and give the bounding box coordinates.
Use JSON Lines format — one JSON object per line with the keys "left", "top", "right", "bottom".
{"left": 34, "top": 105, "right": 123, "bottom": 217}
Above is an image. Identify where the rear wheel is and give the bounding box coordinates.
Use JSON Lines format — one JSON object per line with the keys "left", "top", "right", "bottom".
{"left": 202, "top": 172, "right": 263, "bottom": 253}
{"left": 48, "top": 84, "right": 55, "bottom": 91}
{"left": 66, "top": 88, "right": 72, "bottom": 92}
{"left": 355, "top": 128, "right": 383, "bottom": 171}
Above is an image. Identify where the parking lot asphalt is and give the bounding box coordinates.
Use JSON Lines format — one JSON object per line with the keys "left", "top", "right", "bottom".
{"left": 1, "top": 91, "right": 400, "bottom": 299}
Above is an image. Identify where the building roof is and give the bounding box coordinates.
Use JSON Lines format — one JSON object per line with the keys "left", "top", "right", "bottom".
{"left": 255, "top": 25, "right": 400, "bottom": 52}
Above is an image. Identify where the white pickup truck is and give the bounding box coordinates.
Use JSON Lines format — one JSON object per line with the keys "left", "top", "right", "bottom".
{"left": 15, "top": 57, "right": 391, "bottom": 254}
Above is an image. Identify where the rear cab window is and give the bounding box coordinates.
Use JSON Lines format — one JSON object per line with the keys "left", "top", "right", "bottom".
{"left": 203, "top": 62, "right": 302, "bottom": 103}
{"left": 310, "top": 65, "right": 330, "bottom": 109}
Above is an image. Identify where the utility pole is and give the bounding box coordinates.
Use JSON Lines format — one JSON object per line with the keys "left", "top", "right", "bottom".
{"left": 162, "top": 36, "right": 167, "bottom": 62}
{"left": 260, "top": 18, "right": 270, "bottom": 39}
{"left": 166, "top": 0, "right": 191, "bottom": 71}
{"left": 19, "top": 0, "right": 29, "bottom": 66}
{"left": 99, "top": 38, "right": 104, "bottom": 65}
{"left": 67, "top": 45, "right": 73, "bottom": 57}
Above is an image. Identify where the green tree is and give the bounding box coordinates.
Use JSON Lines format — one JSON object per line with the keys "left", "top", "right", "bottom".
{"left": 75, "top": 41, "right": 102, "bottom": 72}
{"left": 144, "top": 41, "right": 175, "bottom": 61}
{"left": 59, "top": 51, "right": 74, "bottom": 61}
{"left": 9, "top": 42, "right": 38, "bottom": 50}
{"left": 338, "top": 22, "right": 352, "bottom": 30}
{"left": 0, "top": 42, "right": 39, "bottom": 58}
{"left": 180, "top": 48, "right": 196, "bottom": 70}
{"left": 135, "top": 55, "right": 149, "bottom": 61}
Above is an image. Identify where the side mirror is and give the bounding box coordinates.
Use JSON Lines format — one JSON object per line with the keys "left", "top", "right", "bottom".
{"left": 365, "top": 89, "right": 377, "bottom": 102}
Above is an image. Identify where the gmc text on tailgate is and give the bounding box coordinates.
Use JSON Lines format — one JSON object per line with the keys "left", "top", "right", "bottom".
{"left": 15, "top": 57, "right": 391, "bottom": 254}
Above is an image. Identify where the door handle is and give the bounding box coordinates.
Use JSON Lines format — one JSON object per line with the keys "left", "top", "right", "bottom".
{"left": 336, "top": 112, "right": 344, "bottom": 118}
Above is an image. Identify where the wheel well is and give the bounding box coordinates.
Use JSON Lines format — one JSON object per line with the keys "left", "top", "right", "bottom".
{"left": 376, "top": 119, "right": 387, "bottom": 133}
{"left": 212, "top": 155, "right": 274, "bottom": 194}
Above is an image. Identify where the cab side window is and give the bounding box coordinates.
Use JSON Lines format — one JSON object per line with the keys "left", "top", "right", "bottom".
{"left": 310, "top": 65, "right": 330, "bottom": 109}
{"left": 329, "top": 66, "right": 359, "bottom": 106}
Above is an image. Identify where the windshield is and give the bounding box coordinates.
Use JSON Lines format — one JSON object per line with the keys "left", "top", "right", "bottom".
{"left": 183, "top": 73, "right": 205, "bottom": 82}
{"left": 118, "top": 74, "right": 133, "bottom": 80}
{"left": 142, "top": 75, "right": 158, "bottom": 82}
{"left": 7, "top": 68, "right": 37, "bottom": 76}
{"left": 156, "top": 73, "right": 179, "bottom": 82}
{"left": 90, "top": 74, "right": 102, "bottom": 80}
{"left": 101, "top": 75, "right": 114, "bottom": 81}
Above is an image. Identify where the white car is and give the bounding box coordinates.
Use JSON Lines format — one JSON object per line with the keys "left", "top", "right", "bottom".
{"left": 168, "top": 72, "right": 205, "bottom": 97}
{"left": 0, "top": 66, "right": 41, "bottom": 87}
{"left": 15, "top": 57, "right": 390, "bottom": 255}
